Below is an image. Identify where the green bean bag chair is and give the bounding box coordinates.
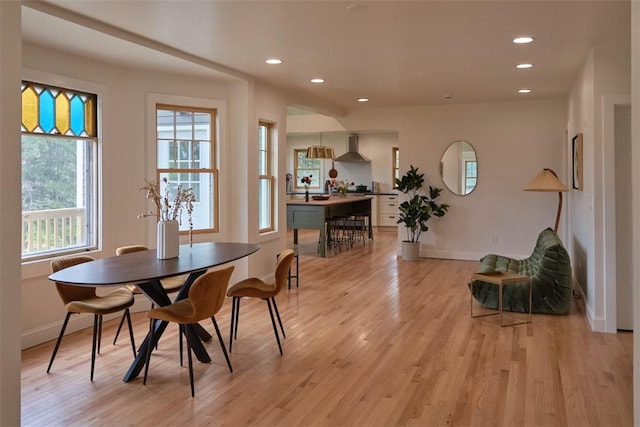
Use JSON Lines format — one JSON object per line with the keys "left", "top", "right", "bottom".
{"left": 469, "top": 228, "right": 573, "bottom": 314}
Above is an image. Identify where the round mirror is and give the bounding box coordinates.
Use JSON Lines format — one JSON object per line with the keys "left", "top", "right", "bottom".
{"left": 440, "top": 140, "right": 477, "bottom": 195}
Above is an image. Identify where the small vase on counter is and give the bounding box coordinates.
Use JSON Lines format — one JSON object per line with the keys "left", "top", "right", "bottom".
{"left": 157, "top": 219, "right": 179, "bottom": 259}
{"left": 305, "top": 190, "right": 309, "bottom": 202}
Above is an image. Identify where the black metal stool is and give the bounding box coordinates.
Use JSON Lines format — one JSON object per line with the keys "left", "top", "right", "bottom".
{"left": 347, "top": 212, "right": 368, "bottom": 245}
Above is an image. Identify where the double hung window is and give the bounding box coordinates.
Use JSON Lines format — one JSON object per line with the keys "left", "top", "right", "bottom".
{"left": 156, "top": 105, "right": 218, "bottom": 233}
{"left": 465, "top": 160, "right": 478, "bottom": 194}
{"left": 293, "top": 149, "right": 320, "bottom": 189}
{"left": 258, "top": 121, "right": 275, "bottom": 233}
{"left": 21, "top": 81, "right": 98, "bottom": 260}
{"left": 392, "top": 147, "right": 400, "bottom": 188}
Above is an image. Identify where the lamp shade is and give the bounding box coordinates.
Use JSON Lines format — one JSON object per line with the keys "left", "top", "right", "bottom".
{"left": 523, "top": 168, "right": 569, "bottom": 192}
{"left": 306, "top": 146, "right": 335, "bottom": 159}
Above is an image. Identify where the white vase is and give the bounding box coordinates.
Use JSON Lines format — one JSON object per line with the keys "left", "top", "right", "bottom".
{"left": 401, "top": 241, "right": 420, "bottom": 261}
{"left": 157, "top": 220, "right": 179, "bottom": 259}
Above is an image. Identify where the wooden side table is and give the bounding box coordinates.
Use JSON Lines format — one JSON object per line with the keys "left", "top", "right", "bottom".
{"left": 470, "top": 271, "right": 532, "bottom": 327}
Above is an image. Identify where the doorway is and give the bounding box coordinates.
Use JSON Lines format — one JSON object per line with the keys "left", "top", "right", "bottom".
{"left": 615, "top": 105, "right": 632, "bottom": 331}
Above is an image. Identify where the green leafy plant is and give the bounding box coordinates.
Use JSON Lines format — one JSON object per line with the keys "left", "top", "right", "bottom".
{"left": 395, "top": 165, "right": 449, "bottom": 243}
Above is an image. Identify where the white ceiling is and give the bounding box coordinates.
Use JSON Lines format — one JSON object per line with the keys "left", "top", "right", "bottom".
{"left": 22, "top": 0, "right": 630, "bottom": 116}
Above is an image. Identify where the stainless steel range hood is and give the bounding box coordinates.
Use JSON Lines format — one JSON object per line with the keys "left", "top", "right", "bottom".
{"left": 334, "top": 135, "right": 370, "bottom": 162}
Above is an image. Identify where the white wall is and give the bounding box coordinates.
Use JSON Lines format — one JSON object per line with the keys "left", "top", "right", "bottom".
{"left": 291, "top": 100, "right": 568, "bottom": 260}
{"left": 566, "top": 50, "right": 595, "bottom": 316}
{"left": 252, "top": 82, "right": 289, "bottom": 275}
{"left": 632, "top": 2, "right": 640, "bottom": 423}
{"left": 0, "top": 2, "right": 22, "bottom": 425}
{"left": 567, "top": 40, "right": 631, "bottom": 332}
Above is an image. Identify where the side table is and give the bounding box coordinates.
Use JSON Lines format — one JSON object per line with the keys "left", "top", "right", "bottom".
{"left": 470, "top": 271, "right": 532, "bottom": 327}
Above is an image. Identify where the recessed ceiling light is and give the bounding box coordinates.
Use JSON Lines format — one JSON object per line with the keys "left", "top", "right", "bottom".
{"left": 310, "top": 78, "right": 325, "bottom": 84}
{"left": 265, "top": 58, "right": 282, "bottom": 65}
{"left": 518, "top": 89, "right": 532, "bottom": 94}
{"left": 516, "top": 63, "right": 534, "bottom": 69}
{"left": 357, "top": 98, "right": 369, "bottom": 102}
{"left": 513, "top": 36, "right": 534, "bottom": 44}
{"left": 347, "top": 3, "right": 368, "bottom": 13}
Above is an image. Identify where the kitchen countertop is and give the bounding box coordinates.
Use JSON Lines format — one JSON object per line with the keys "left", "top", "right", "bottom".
{"left": 287, "top": 192, "right": 398, "bottom": 196}
{"left": 287, "top": 195, "right": 374, "bottom": 206}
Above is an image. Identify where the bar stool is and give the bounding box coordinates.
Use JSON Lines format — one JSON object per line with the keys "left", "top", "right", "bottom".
{"left": 328, "top": 216, "right": 350, "bottom": 254}
{"left": 348, "top": 212, "right": 368, "bottom": 245}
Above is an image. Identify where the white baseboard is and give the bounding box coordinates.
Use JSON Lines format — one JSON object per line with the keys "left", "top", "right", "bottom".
{"left": 22, "top": 296, "right": 150, "bottom": 350}
{"left": 574, "top": 286, "right": 606, "bottom": 333}
{"left": 419, "top": 249, "right": 529, "bottom": 262}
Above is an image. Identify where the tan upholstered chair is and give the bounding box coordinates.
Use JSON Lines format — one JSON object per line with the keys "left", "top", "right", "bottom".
{"left": 143, "top": 265, "right": 234, "bottom": 397}
{"left": 48, "top": 255, "right": 136, "bottom": 381}
{"left": 227, "top": 249, "right": 295, "bottom": 355}
{"left": 112, "top": 245, "right": 185, "bottom": 344}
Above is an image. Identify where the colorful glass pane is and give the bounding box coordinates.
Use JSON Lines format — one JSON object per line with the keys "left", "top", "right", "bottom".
{"left": 55, "top": 92, "right": 70, "bottom": 135}
{"left": 21, "top": 86, "right": 38, "bottom": 132}
{"left": 39, "top": 89, "right": 55, "bottom": 134}
{"left": 85, "top": 97, "right": 95, "bottom": 136}
{"left": 70, "top": 95, "right": 84, "bottom": 135}
{"left": 21, "top": 81, "right": 97, "bottom": 138}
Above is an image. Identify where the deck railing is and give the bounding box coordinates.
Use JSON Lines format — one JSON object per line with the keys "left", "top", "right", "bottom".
{"left": 22, "top": 208, "right": 86, "bottom": 255}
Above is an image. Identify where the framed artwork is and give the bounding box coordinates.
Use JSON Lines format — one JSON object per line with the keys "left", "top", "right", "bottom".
{"left": 572, "top": 133, "right": 583, "bottom": 190}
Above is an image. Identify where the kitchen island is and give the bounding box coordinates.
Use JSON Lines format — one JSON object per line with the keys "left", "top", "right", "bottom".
{"left": 287, "top": 196, "right": 373, "bottom": 257}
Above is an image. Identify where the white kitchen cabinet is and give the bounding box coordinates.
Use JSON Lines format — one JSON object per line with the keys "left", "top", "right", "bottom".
{"left": 377, "top": 195, "right": 398, "bottom": 227}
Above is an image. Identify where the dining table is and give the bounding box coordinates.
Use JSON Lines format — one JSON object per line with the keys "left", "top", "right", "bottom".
{"left": 48, "top": 241, "right": 260, "bottom": 382}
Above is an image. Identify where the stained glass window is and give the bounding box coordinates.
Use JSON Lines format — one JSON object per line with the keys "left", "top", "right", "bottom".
{"left": 21, "top": 81, "right": 97, "bottom": 137}
{"left": 21, "top": 80, "right": 99, "bottom": 260}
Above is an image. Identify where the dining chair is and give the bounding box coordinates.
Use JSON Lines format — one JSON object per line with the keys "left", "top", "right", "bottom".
{"left": 277, "top": 247, "right": 299, "bottom": 290}
{"left": 227, "top": 249, "right": 295, "bottom": 355}
{"left": 112, "top": 244, "right": 185, "bottom": 345}
{"left": 48, "top": 255, "right": 136, "bottom": 381}
{"left": 143, "top": 265, "right": 235, "bottom": 397}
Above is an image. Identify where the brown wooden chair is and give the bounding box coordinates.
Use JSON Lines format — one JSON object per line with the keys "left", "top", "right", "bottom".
{"left": 227, "top": 249, "right": 295, "bottom": 355}
{"left": 112, "top": 245, "right": 185, "bottom": 344}
{"left": 48, "top": 255, "right": 136, "bottom": 381}
{"left": 143, "top": 265, "right": 235, "bottom": 397}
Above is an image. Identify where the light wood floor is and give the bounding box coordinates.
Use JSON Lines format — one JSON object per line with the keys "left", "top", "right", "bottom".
{"left": 21, "top": 229, "right": 633, "bottom": 426}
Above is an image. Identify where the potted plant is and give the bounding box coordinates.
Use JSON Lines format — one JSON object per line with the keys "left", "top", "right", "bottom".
{"left": 395, "top": 165, "right": 449, "bottom": 261}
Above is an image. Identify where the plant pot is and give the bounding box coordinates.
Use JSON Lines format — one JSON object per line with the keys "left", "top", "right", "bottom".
{"left": 401, "top": 241, "right": 420, "bottom": 261}
{"left": 157, "top": 220, "right": 179, "bottom": 259}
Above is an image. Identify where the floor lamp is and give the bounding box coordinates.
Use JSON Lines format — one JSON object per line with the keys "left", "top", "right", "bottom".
{"left": 523, "top": 168, "right": 569, "bottom": 232}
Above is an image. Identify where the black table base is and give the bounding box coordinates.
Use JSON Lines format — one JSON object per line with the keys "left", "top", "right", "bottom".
{"left": 123, "top": 270, "right": 212, "bottom": 382}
